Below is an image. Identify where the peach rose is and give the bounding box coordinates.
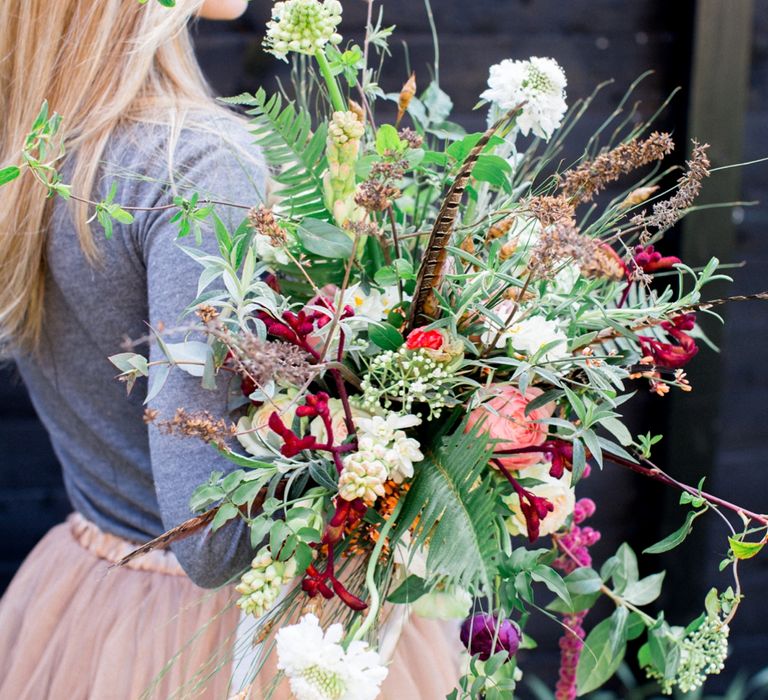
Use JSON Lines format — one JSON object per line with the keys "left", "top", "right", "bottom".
{"left": 466, "top": 385, "right": 555, "bottom": 470}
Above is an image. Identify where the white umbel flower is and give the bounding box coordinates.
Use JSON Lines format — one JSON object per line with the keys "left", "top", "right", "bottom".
{"left": 264, "top": 0, "right": 343, "bottom": 60}
{"left": 338, "top": 451, "right": 388, "bottom": 503}
{"left": 276, "top": 614, "right": 388, "bottom": 700}
{"left": 481, "top": 57, "right": 567, "bottom": 140}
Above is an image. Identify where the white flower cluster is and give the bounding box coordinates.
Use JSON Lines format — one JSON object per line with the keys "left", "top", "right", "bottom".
{"left": 235, "top": 548, "right": 297, "bottom": 618}
{"left": 647, "top": 618, "right": 729, "bottom": 695}
{"left": 361, "top": 349, "right": 454, "bottom": 418}
{"left": 338, "top": 413, "right": 424, "bottom": 503}
{"left": 481, "top": 306, "right": 569, "bottom": 364}
{"left": 276, "top": 614, "right": 388, "bottom": 700}
{"left": 264, "top": 0, "right": 343, "bottom": 60}
{"left": 481, "top": 56, "right": 568, "bottom": 140}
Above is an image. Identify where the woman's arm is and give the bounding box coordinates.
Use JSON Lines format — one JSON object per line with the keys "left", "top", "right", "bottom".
{"left": 140, "top": 122, "right": 267, "bottom": 587}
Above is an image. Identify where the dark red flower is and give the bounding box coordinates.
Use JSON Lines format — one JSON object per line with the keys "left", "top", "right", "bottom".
{"left": 406, "top": 328, "right": 444, "bottom": 350}
{"left": 639, "top": 313, "right": 699, "bottom": 370}
{"left": 460, "top": 613, "right": 521, "bottom": 661}
{"left": 295, "top": 392, "right": 330, "bottom": 419}
{"left": 267, "top": 412, "right": 317, "bottom": 457}
{"left": 632, "top": 244, "right": 682, "bottom": 274}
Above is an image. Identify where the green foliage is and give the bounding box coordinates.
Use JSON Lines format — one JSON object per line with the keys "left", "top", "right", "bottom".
{"left": 223, "top": 89, "right": 331, "bottom": 220}
{"left": 393, "top": 423, "right": 500, "bottom": 592}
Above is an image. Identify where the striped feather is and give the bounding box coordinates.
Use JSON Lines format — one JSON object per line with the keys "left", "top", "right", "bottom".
{"left": 407, "top": 104, "right": 524, "bottom": 330}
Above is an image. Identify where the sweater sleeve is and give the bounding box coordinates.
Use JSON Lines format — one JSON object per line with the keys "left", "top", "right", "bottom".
{"left": 140, "top": 123, "right": 267, "bottom": 588}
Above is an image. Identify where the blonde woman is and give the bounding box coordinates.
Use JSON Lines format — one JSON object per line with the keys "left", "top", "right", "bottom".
{"left": 0, "top": 1, "right": 460, "bottom": 698}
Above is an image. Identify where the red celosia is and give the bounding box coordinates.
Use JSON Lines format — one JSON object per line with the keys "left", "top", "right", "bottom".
{"left": 405, "top": 328, "right": 444, "bottom": 350}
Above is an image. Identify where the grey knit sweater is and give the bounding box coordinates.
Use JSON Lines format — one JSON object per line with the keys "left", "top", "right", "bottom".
{"left": 13, "top": 116, "right": 267, "bottom": 587}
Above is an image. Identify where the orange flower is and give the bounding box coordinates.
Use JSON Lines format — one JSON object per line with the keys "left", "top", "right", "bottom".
{"left": 466, "top": 386, "right": 555, "bottom": 470}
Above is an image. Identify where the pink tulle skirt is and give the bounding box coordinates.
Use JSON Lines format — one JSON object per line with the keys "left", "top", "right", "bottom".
{"left": 0, "top": 515, "right": 461, "bottom": 699}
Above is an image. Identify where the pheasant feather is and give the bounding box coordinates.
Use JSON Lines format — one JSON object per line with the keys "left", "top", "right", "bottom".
{"left": 406, "top": 104, "right": 524, "bottom": 330}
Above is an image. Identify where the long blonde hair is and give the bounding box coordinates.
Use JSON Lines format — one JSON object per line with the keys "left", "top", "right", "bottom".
{"left": 0, "top": 0, "right": 220, "bottom": 352}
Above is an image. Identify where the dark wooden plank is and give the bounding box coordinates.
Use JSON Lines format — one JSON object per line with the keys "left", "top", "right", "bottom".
{"left": 662, "top": 0, "right": 755, "bottom": 617}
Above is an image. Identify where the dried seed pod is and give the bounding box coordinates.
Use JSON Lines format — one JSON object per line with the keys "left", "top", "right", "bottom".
{"left": 580, "top": 243, "right": 627, "bottom": 281}
{"left": 396, "top": 72, "right": 417, "bottom": 126}
{"left": 486, "top": 216, "right": 516, "bottom": 242}
{"left": 347, "top": 98, "right": 366, "bottom": 124}
{"left": 620, "top": 185, "right": 659, "bottom": 209}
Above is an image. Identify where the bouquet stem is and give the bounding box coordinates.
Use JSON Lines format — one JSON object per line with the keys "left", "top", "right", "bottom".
{"left": 315, "top": 48, "right": 346, "bottom": 113}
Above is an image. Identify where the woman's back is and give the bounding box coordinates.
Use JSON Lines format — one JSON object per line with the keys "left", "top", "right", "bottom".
{"left": 13, "top": 116, "right": 267, "bottom": 586}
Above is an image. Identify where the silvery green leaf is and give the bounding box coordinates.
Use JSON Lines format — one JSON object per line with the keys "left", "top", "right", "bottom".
{"left": 165, "top": 341, "right": 212, "bottom": 378}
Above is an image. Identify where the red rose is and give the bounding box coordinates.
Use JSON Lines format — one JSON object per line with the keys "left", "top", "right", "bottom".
{"left": 406, "top": 328, "right": 444, "bottom": 350}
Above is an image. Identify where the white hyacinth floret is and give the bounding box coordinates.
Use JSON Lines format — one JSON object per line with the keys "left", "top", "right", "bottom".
{"left": 481, "top": 56, "right": 568, "bottom": 140}
{"left": 338, "top": 450, "right": 389, "bottom": 503}
{"left": 235, "top": 547, "right": 297, "bottom": 618}
{"left": 276, "top": 614, "right": 388, "bottom": 700}
{"left": 264, "top": 0, "right": 343, "bottom": 60}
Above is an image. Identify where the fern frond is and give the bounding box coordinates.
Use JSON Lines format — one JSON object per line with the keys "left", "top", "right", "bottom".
{"left": 394, "top": 424, "right": 500, "bottom": 593}
{"left": 234, "top": 89, "right": 331, "bottom": 221}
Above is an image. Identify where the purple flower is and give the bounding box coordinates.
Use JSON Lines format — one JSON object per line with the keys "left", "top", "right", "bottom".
{"left": 460, "top": 613, "right": 521, "bottom": 661}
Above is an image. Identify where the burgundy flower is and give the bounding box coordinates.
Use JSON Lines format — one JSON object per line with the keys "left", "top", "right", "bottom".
{"left": 460, "top": 613, "right": 521, "bottom": 661}
{"left": 541, "top": 440, "right": 575, "bottom": 479}
{"left": 632, "top": 244, "right": 681, "bottom": 274}
{"left": 267, "top": 412, "right": 317, "bottom": 457}
{"left": 295, "top": 392, "right": 330, "bottom": 419}
{"left": 639, "top": 313, "right": 699, "bottom": 370}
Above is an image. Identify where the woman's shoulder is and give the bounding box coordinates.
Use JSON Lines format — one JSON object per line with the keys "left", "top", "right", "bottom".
{"left": 102, "top": 109, "right": 267, "bottom": 205}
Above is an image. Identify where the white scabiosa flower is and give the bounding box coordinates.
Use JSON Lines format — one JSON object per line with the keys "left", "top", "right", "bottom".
{"left": 481, "top": 56, "right": 567, "bottom": 140}
{"left": 235, "top": 548, "right": 297, "bottom": 618}
{"left": 503, "top": 462, "right": 575, "bottom": 538}
{"left": 264, "top": 0, "right": 343, "bottom": 61}
{"left": 338, "top": 451, "right": 388, "bottom": 503}
{"left": 276, "top": 614, "right": 388, "bottom": 700}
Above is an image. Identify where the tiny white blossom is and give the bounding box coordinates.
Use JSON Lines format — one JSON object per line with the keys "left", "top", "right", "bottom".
{"left": 355, "top": 412, "right": 421, "bottom": 445}
{"left": 276, "top": 614, "right": 388, "bottom": 700}
{"left": 481, "top": 56, "right": 568, "bottom": 140}
{"left": 383, "top": 431, "right": 424, "bottom": 483}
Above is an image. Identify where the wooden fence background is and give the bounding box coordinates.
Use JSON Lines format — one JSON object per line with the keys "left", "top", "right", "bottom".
{"left": 1, "top": 0, "right": 766, "bottom": 693}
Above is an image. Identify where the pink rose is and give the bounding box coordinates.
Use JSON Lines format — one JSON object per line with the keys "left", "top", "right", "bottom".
{"left": 466, "top": 386, "right": 555, "bottom": 470}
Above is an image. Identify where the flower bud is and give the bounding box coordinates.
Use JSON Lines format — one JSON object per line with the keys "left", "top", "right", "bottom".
{"left": 460, "top": 613, "right": 521, "bottom": 661}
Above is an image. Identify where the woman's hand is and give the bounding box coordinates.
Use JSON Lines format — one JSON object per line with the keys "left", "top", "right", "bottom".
{"left": 197, "top": 0, "right": 248, "bottom": 20}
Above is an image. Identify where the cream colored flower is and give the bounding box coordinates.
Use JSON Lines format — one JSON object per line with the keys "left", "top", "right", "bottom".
{"left": 338, "top": 451, "right": 388, "bottom": 503}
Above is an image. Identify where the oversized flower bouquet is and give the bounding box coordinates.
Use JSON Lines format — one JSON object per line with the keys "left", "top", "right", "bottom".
{"left": 8, "top": 0, "right": 768, "bottom": 698}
